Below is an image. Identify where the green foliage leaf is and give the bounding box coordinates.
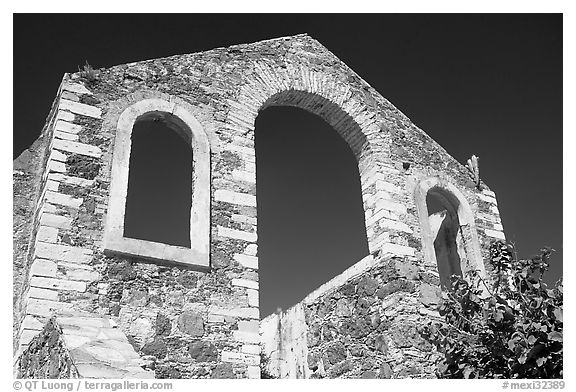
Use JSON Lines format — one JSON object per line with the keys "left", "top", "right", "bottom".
{"left": 427, "top": 241, "right": 562, "bottom": 379}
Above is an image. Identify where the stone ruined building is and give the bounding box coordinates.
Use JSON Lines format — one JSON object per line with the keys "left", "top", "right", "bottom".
{"left": 13, "top": 34, "right": 506, "bottom": 379}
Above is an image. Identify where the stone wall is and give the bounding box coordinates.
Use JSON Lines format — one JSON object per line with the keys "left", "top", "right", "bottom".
{"left": 16, "top": 318, "right": 79, "bottom": 379}
{"left": 14, "top": 33, "right": 506, "bottom": 378}
{"left": 261, "top": 253, "right": 444, "bottom": 378}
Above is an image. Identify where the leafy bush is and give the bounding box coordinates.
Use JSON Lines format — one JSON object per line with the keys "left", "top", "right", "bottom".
{"left": 422, "top": 241, "right": 562, "bottom": 378}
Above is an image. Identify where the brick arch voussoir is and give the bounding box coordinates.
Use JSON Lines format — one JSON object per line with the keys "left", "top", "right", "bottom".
{"left": 236, "top": 66, "right": 381, "bottom": 155}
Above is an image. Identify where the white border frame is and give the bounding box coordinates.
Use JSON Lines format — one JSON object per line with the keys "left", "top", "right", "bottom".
{"left": 103, "top": 98, "right": 210, "bottom": 268}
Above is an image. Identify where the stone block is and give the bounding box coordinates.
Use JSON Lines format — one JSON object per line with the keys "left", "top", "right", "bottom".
{"left": 37, "top": 226, "right": 58, "bottom": 243}
{"left": 57, "top": 316, "right": 112, "bottom": 329}
{"left": 395, "top": 260, "right": 420, "bottom": 280}
{"left": 234, "top": 254, "right": 258, "bottom": 269}
{"left": 62, "top": 82, "right": 93, "bottom": 96}
{"left": 223, "top": 143, "right": 255, "bottom": 156}
{"left": 247, "top": 365, "right": 261, "bottom": 379}
{"left": 58, "top": 261, "right": 94, "bottom": 271}
{"left": 210, "top": 306, "right": 259, "bottom": 320}
{"left": 30, "top": 259, "right": 57, "bottom": 278}
{"left": 45, "top": 190, "right": 83, "bottom": 208}
{"left": 35, "top": 242, "right": 93, "bottom": 264}
{"left": 53, "top": 139, "right": 102, "bottom": 158}
{"left": 232, "top": 169, "right": 256, "bottom": 183}
{"left": 375, "top": 179, "right": 402, "bottom": 194}
{"left": 27, "top": 287, "right": 59, "bottom": 301}
{"left": 46, "top": 179, "right": 59, "bottom": 191}
{"left": 214, "top": 189, "right": 257, "bottom": 207}
{"left": 63, "top": 268, "right": 100, "bottom": 282}
{"left": 211, "top": 362, "right": 235, "bottom": 379}
{"left": 141, "top": 337, "right": 168, "bottom": 359}
{"left": 244, "top": 244, "right": 258, "bottom": 256}
{"left": 246, "top": 289, "right": 259, "bottom": 307}
{"left": 40, "top": 202, "right": 57, "bottom": 215}
{"left": 222, "top": 350, "right": 260, "bottom": 366}
{"left": 232, "top": 331, "right": 260, "bottom": 344}
{"left": 40, "top": 213, "right": 72, "bottom": 229}
{"left": 54, "top": 130, "right": 79, "bottom": 141}
{"left": 244, "top": 161, "right": 255, "bottom": 173}
{"left": 363, "top": 190, "right": 391, "bottom": 207}
{"left": 377, "top": 217, "right": 413, "bottom": 233}
{"left": 49, "top": 172, "right": 95, "bottom": 187}
{"left": 61, "top": 91, "right": 79, "bottom": 101}
{"left": 241, "top": 344, "right": 261, "bottom": 355}
{"left": 419, "top": 283, "right": 441, "bottom": 306}
{"left": 56, "top": 110, "right": 75, "bottom": 123}
{"left": 20, "top": 329, "right": 41, "bottom": 347}
{"left": 484, "top": 228, "right": 505, "bottom": 240}
{"left": 177, "top": 311, "right": 204, "bottom": 337}
{"left": 20, "top": 315, "right": 44, "bottom": 332}
{"left": 379, "top": 363, "right": 393, "bottom": 379}
{"left": 334, "top": 298, "right": 352, "bottom": 317}
{"left": 380, "top": 243, "right": 415, "bottom": 257}
{"left": 368, "top": 231, "right": 390, "bottom": 253}
{"left": 188, "top": 340, "right": 217, "bottom": 362}
{"left": 365, "top": 208, "right": 398, "bottom": 228}
{"left": 74, "top": 364, "right": 127, "bottom": 379}
{"left": 59, "top": 98, "right": 102, "bottom": 119}
{"left": 49, "top": 160, "right": 66, "bottom": 173}
{"left": 207, "top": 314, "right": 225, "bottom": 323}
{"left": 232, "top": 278, "right": 259, "bottom": 290}
{"left": 50, "top": 149, "right": 68, "bottom": 162}
{"left": 478, "top": 193, "right": 498, "bottom": 204}
{"left": 374, "top": 198, "right": 408, "bottom": 215}
{"left": 482, "top": 189, "right": 496, "bottom": 197}
{"left": 238, "top": 320, "right": 259, "bottom": 334}
{"left": 357, "top": 276, "right": 378, "bottom": 296}
{"left": 30, "top": 276, "right": 87, "bottom": 292}
{"left": 26, "top": 298, "right": 73, "bottom": 317}
{"left": 55, "top": 119, "right": 83, "bottom": 135}
{"left": 60, "top": 334, "right": 92, "bottom": 350}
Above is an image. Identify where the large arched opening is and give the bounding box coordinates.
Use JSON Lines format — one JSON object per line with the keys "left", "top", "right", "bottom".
{"left": 255, "top": 105, "right": 369, "bottom": 317}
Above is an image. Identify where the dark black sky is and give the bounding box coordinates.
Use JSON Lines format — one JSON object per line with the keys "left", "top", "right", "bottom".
{"left": 13, "top": 14, "right": 562, "bottom": 317}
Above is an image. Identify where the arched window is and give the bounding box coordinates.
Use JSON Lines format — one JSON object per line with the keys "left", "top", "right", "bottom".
{"left": 255, "top": 105, "right": 369, "bottom": 317}
{"left": 426, "top": 188, "right": 465, "bottom": 288}
{"left": 123, "top": 112, "right": 192, "bottom": 247}
{"left": 414, "top": 178, "right": 486, "bottom": 289}
{"left": 104, "top": 98, "right": 210, "bottom": 268}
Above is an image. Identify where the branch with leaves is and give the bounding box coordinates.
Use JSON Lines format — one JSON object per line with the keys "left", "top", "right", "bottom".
{"left": 421, "top": 241, "right": 562, "bottom": 379}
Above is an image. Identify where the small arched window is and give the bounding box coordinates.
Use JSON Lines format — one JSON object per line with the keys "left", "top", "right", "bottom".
{"left": 426, "top": 188, "right": 466, "bottom": 288}
{"left": 415, "top": 178, "right": 486, "bottom": 289}
{"left": 123, "top": 112, "right": 193, "bottom": 247}
{"left": 104, "top": 98, "right": 210, "bottom": 268}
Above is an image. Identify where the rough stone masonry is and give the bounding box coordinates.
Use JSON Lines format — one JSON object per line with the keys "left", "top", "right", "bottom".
{"left": 13, "top": 34, "right": 506, "bottom": 379}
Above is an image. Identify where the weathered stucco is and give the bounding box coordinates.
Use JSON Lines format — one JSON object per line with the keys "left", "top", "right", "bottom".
{"left": 13, "top": 34, "right": 506, "bottom": 378}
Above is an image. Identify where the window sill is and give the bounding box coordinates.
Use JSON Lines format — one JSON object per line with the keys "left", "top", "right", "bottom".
{"left": 104, "top": 236, "right": 209, "bottom": 269}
